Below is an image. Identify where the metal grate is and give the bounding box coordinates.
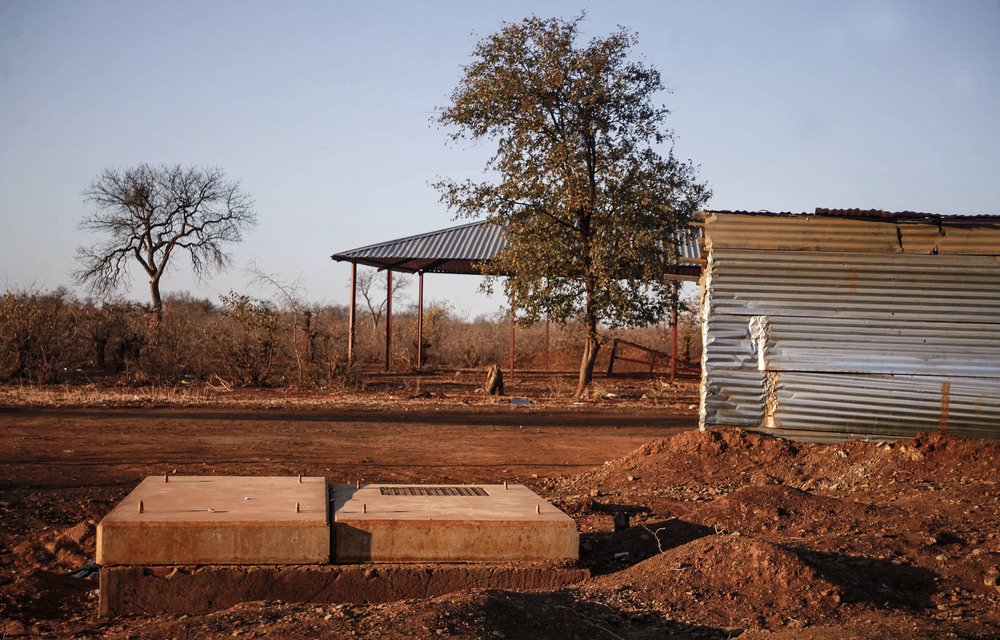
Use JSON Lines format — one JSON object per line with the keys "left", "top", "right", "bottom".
{"left": 379, "top": 486, "right": 490, "bottom": 497}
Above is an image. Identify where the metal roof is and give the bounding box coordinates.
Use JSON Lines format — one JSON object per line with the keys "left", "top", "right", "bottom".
{"left": 331, "top": 220, "right": 505, "bottom": 274}
{"left": 702, "top": 210, "right": 1000, "bottom": 257}
{"left": 332, "top": 219, "right": 704, "bottom": 277}
{"left": 703, "top": 208, "right": 1000, "bottom": 225}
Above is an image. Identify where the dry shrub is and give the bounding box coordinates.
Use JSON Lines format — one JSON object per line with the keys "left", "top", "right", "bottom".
{"left": 434, "top": 314, "right": 509, "bottom": 368}
{"left": 0, "top": 284, "right": 695, "bottom": 388}
{"left": 0, "top": 287, "right": 82, "bottom": 383}
{"left": 213, "top": 291, "right": 278, "bottom": 386}
{"left": 297, "top": 304, "right": 351, "bottom": 387}
{"left": 137, "top": 294, "right": 215, "bottom": 382}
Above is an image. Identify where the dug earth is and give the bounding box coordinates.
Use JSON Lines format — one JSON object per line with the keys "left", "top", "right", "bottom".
{"left": 0, "top": 385, "right": 998, "bottom": 639}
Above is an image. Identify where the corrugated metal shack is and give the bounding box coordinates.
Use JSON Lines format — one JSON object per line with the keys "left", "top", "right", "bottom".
{"left": 699, "top": 209, "right": 1000, "bottom": 441}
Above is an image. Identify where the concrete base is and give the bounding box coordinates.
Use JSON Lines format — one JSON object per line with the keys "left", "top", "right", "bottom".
{"left": 332, "top": 484, "right": 578, "bottom": 563}
{"left": 97, "top": 476, "right": 329, "bottom": 565}
{"left": 99, "top": 563, "right": 589, "bottom": 616}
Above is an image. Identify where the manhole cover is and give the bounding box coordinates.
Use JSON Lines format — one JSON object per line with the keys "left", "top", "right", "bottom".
{"left": 379, "top": 486, "right": 490, "bottom": 497}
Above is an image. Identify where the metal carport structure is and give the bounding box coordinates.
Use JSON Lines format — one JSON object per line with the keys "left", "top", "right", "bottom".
{"left": 331, "top": 219, "right": 704, "bottom": 377}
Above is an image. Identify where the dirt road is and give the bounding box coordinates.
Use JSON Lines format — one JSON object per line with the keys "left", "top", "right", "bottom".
{"left": 0, "top": 403, "right": 694, "bottom": 488}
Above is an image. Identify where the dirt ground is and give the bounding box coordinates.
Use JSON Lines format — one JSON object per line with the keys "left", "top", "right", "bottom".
{"left": 1, "top": 370, "right": 998, "bottom": 639}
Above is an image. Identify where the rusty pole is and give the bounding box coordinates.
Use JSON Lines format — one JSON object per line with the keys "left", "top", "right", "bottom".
{"left": 509, "top": 292, "right": 515, "bottom": 382}
{"left": 385, "top": 270, "right": 392, "bottom": 373}
{"left": 670, "top": 283, "right": 679, "bottom": 384}
{"left": 348, "top": 262, "right": 357, "bottom": 365}
{"left": 545, "top": 313, "right": 550, "bottom": 372}
{"left": 417, "top": 272, "right": 424, "bottom": 371}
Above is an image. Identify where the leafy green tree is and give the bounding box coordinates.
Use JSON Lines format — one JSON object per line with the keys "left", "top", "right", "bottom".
{"left": 437, "top": 15, "right": 710, "bottom": 398}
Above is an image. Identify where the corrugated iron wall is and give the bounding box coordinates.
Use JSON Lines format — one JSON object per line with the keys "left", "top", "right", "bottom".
{"left": 700, "top": 212, "right": 1000, "bottom": 441}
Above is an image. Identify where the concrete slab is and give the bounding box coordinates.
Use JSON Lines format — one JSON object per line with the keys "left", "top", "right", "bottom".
{"left": 97, "top": 476, "right": 329, "bottom": 565}
{"left": 100, "top": 563, "right": 589, "bottom": 616}
{"left": 332, "top": 484, "right": 578, "bottom": 563}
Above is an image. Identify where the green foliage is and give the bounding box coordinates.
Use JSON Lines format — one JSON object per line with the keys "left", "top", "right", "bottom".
{"left": 436, "top": 15, "right": 710, "bottom": 395}
{"left": 437, "top": 14, "right": 709, "bottom": 326}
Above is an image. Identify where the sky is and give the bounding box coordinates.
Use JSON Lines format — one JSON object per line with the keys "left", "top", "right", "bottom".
{"left": 1, "top": 0, "right": 998, "bottom": 318}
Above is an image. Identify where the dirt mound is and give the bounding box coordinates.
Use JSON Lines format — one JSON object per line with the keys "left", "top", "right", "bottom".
{"left": 794, "top": 432, "right": 1000, "bottom": 489}
{"left": 591, "top": 535, "right": 843, "bottom": 630}
{"left": 902, "top": 432, "right": 997, "bottom": 461}
{"left": 689, "top": 485, "right": 882, "bottom": 536}
{"left": 624, "top": 428, "right": 799, "bottom": 465}
{"left": 564, "top": 428, "right": 801, "bottom": 497}
{"left": 562, "top": 429, "right": 1000, "bottom": 501}
{"left": 10, "top": 519, "right": 95, "bottom": 574}
{"left": 11, "top": 520, "right": 97, "bottom": 572}
{"left": 0, "top": 519, "right": 98, "bottom": 633}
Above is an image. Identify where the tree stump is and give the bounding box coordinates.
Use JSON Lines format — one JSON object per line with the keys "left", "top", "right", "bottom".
{"left": 485, "top": 363, "right": 504, "bottom": 396}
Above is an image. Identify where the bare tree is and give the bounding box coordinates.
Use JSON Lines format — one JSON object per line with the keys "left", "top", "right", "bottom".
{"left": 74, "top": 164, "right": 257, "bottom": 323}
{"left": 355, "top": 268, "right": 411, "bottom": 332}
{"left": 245, "top": 260, "right": 311, "bottom": 385}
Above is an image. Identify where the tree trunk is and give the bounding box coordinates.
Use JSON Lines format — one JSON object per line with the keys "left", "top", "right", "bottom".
{"left": 94, "top": 336, "right": 107, "bottom": 369}
{"left": 485, "top": 363, "right": 504, "bottom": 396}
{"left": 302, "top": 311, "right": 315, "bottom": 363}
{"left": 574, "top": 321, "right": 601, "bottom": 400}
{"left": 149, "top": 277, "right": 163, "bottom": 326}
{"left": 573, "top": 278, "right": 601, "bottom": 400}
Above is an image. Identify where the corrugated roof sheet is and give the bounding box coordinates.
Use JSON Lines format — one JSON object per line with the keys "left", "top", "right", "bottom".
{"left": 702, "top": 211, "right": 1000, "bottom": 255}
{"left": 331, "top": 220, "right": 507, "bottom": 274}
{"left": 332, "top": 220, "right": 704, "bottom": 276}
{"left": 702, "top": 209, "right": 1000, "bottom": 225}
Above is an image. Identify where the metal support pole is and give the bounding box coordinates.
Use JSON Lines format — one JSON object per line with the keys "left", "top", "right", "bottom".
{"left": 348, "top": 262, "right": 357, "bottom": 365}
{"left": 417, "top": 272, "right": 424, "bottom": 371}
{"left": 545, "top": 313, "right": 550, "bottom": 372}
{"left": 509, "top": 293, "right": 515, "bottom": 382}
{"left": 385, "top": 270, "right": 392, "bottom": 373}
{"left": 671, "top": 283, "right": 679, "bottom": 384}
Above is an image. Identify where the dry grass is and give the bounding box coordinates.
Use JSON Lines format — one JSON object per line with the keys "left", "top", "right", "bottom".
{"left": 0, "top": 369, "right": 700, "bottom": 411}
{"left": 0, "top": 381, "right": 364, "bottom": 409}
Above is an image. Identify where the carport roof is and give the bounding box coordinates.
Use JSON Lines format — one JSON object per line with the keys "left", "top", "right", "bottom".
{"left": 331, "top": 220, "right": 506, "bottom": 274}
{"left": 331, "top": 219, "right": 704, "bottom": 277}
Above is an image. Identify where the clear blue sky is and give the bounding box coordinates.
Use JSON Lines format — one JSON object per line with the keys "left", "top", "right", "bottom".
{"left": 1, "top": 1, "right": 998, "bottom": 317}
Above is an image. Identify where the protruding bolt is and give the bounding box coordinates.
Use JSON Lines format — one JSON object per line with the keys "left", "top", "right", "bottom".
{"left": 356, "top": 480, "right": 360, "bottom": 489}
{"left": 298, "top": 474, "right": 303, "bottom": 484}
{"left": 138, "top": 500, "right": 144, "bottom": 514}
{"left": 535, "top": 505, "right": 541, "bottom": 515}
{"left": 503, "top": 481, "right": 508, "bottom": 490}
{"left": 295, "top": 502, "right": 300, "bottom": 513}
{"left": 164, "top": 473, "right": 169, "bottom": 483}
{"left": 208, "top": 508, "right": 216, "bottom": 513}
{"left": 363, "top": 503, "right": 367, "bottom": 514}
